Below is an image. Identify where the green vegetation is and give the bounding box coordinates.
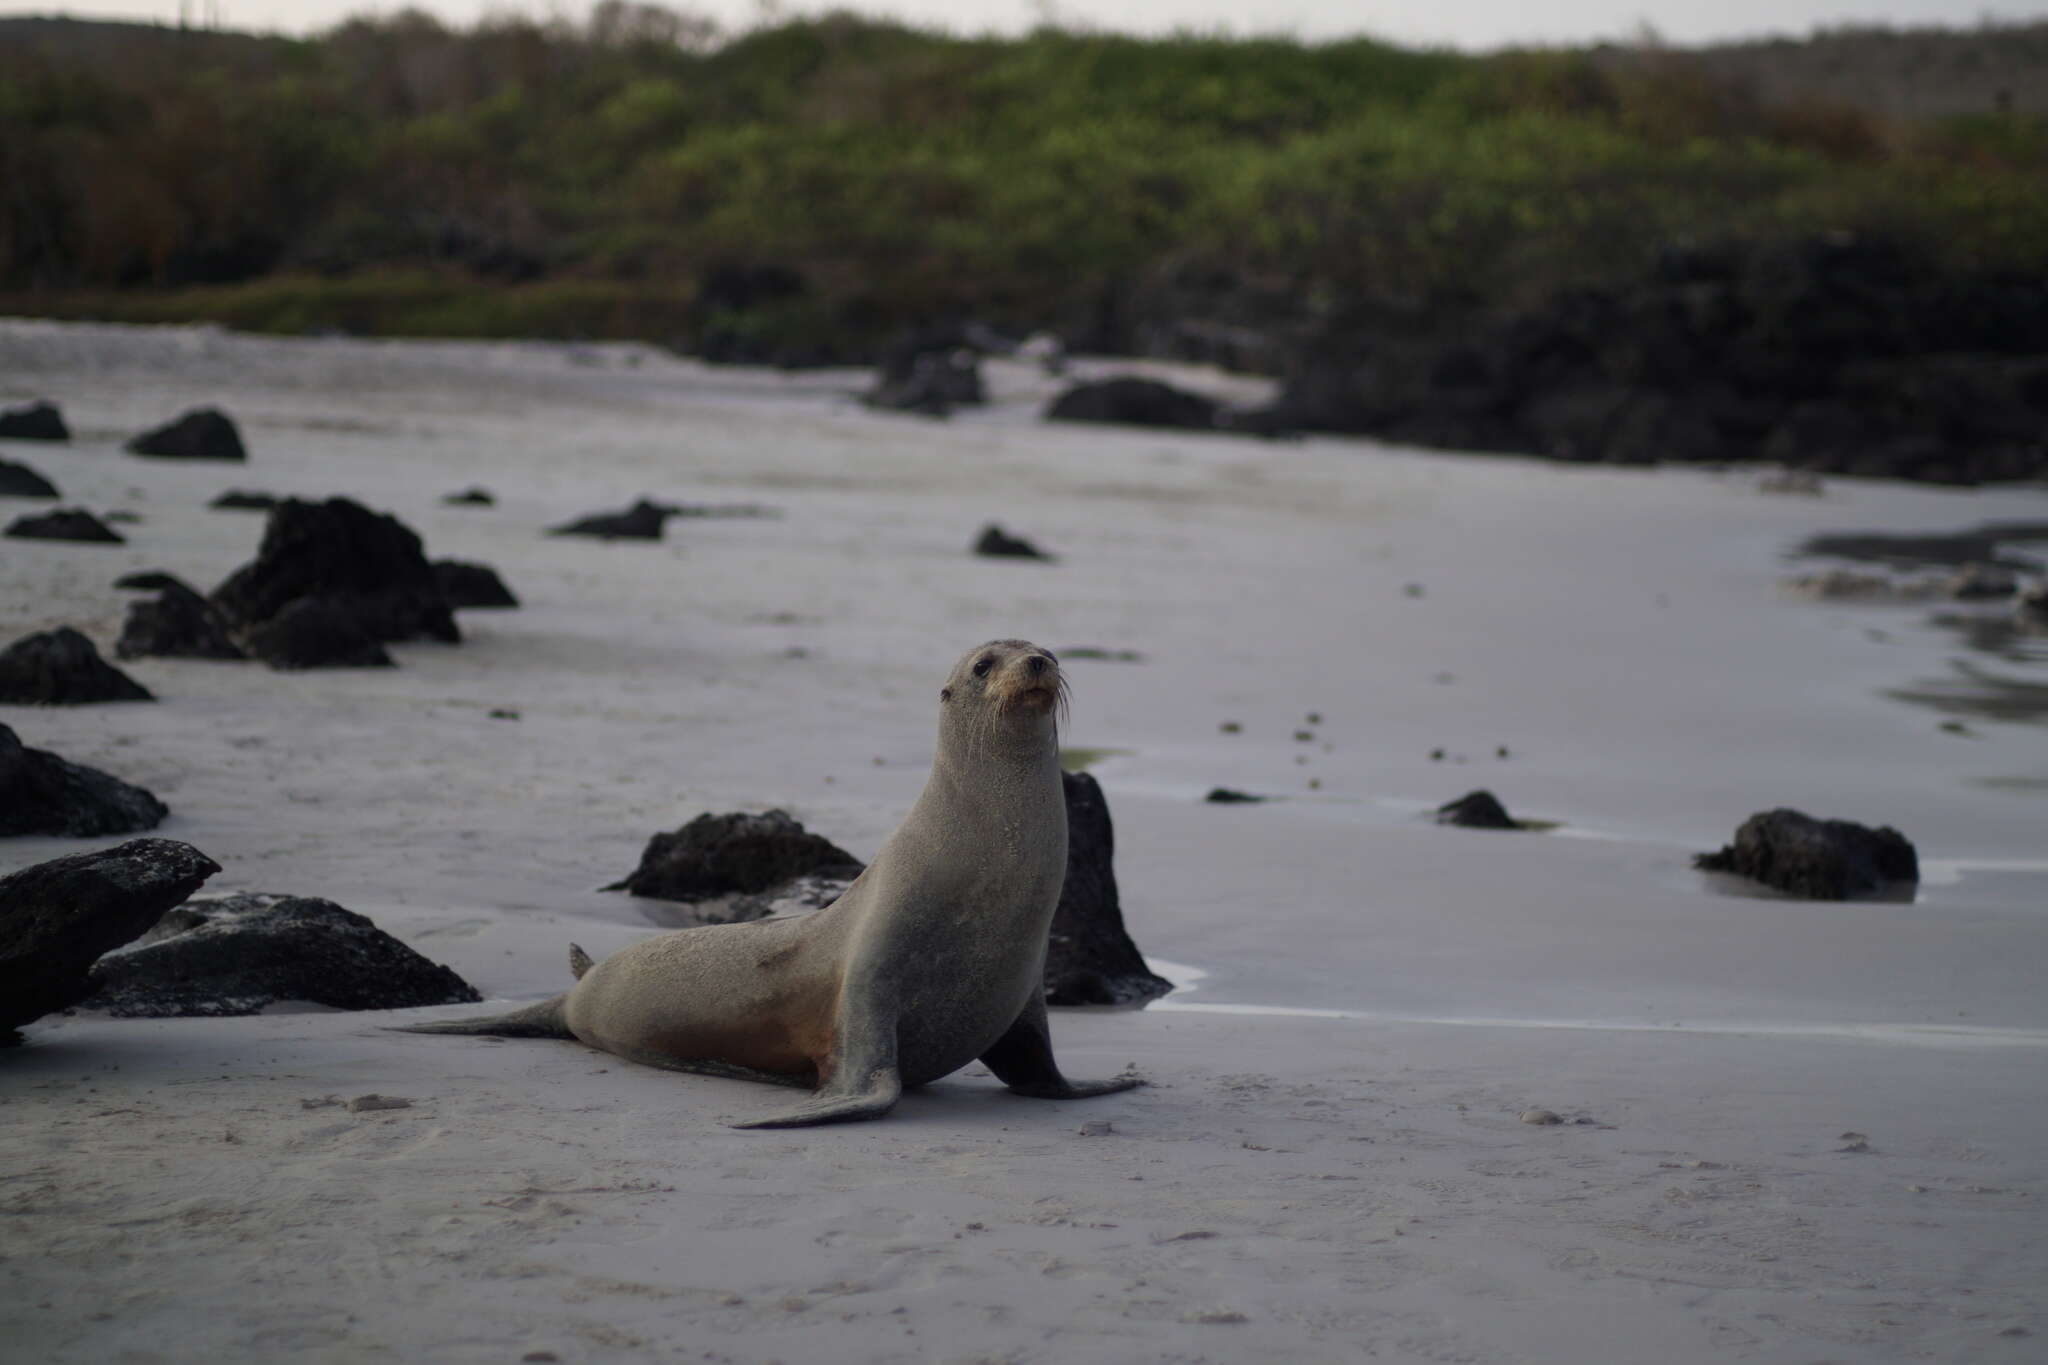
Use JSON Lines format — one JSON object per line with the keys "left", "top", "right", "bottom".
{"left": 2, "top": 8, "right": 2044, "bottom": 350}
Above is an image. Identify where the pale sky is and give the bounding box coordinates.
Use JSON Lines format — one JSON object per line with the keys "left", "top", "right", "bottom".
{"left": 3, "top": 0, "right": 2044, "bottom": 50}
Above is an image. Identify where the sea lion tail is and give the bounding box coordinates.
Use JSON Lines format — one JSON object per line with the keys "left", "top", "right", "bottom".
{"left": 388, "top": 994, "right": 571, "bottom": 1038}
{"left": 569, "top": 943, "right": 594, "bottom": 979}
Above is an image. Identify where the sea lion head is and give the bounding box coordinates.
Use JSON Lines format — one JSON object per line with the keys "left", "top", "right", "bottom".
{"left": 938, "top": 639, "right": 1066, "bottom": 748}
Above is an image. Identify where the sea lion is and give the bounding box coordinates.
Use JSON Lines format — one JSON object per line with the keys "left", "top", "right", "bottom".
{"left": 395, "top": 639, "right": 1141, "bottom": 1127}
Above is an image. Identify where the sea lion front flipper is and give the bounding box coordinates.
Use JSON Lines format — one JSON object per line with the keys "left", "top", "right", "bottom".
{"left": 979, "top": 996, "right": 1144, "bottom": 1101}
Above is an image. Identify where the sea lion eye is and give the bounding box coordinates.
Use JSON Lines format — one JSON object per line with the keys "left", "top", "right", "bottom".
{"left": 972, "top": 657, "right": 994, "bottom": 678}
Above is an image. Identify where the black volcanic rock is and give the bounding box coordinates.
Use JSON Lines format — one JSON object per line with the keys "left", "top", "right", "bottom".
{"left": 116, "top": 582, "right": 246, "bottom": 661}
{"left": 0, "top": 400, "right": 70, "bottom": 442}
{"left": 1046, "top": 771, "right": 1171, "bottom": 1006}
{"left": 607, "top": 809, "right": 864, "bottom": 902}
{"left": 549, "top": 498, "right": 677, "bottom": 540}
{"left": 1204, "top": 787, "right": 1266, "bottom": 803}
{"left": 114, "top": 570, "right": 196, "bottom": 593}
{"left": 239, "top": 597, "right": 394, "bottom": 670}
{"left": 0, "top": 839, "right": 221, "bottom": 1039}
{"left": 974, "top": 524, "right": 1053, "bottom": 560}
{"left": 126, "top": 407, "right": 246, "bottom": 460}
{"left": 0, "top": 628, "right": 153, "bottom": 704}
{"left": 1435, "top": 790, "right": 1518, "bottom": 829}
{"left": 0, "top": 458, "right": 60, "bottom": 498}
{"left": 211, "top": 497, "right": 458, "bottom": 664}
{"left": 1047, "top": 377, "right": 1222, "bottom": 431}
{"left": 209, "top": 489, "right": 279, "bottom": 511}
{"left": 84, "top": 893, "right": 481, "bottom": 1018}
{"left": 1695, "top": 808, "right": 1919, "bottom": 899}
{"left": 433, "top": 559, "right": 519, "bottom": 609}
{"left": 6, "top": 508, "right": 123, "bottom": 543}
{"left": 442, "top": 487, "right": 496, "bottom": 506}
{"left": 0, "top": 724, "right": 169, "bottom": 837}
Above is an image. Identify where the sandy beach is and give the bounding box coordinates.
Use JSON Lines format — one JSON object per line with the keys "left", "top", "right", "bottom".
{"left": 3, "top": 318, "right": 2044, "bottom": 1363}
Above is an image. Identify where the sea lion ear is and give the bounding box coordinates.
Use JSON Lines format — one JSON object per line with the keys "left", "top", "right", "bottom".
{"left": 940, "top": 686, "right": 953, "bottom": 701}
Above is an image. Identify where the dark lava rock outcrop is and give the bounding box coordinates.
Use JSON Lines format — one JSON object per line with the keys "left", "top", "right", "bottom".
{"left": 84, "top": 893, "right": 481, "bottom": 1017}
{"left": 1435, "top": 790, "right": 1519, "bottom": 830}
{"left": 1695, "top": 808, "right": 1919, "bottom": 899}
{"left": 0, "top": 724, "right": 168, "bottom": 837}
{"left": 608, "top": 809, "right": 864, "bottom": 903}
{"left": 210, "top": 497, "right": 458, "bottom": 666}
{"left": 1046, "top": 771, "right": 1172, "bottom": 1006}
{"left": 974, "top": 524, "right": 1053, "bottom": 560}
{"left": 550, "top": 498, "right": 677, "bottom": 540}
{"left": 0, "top": 400, "right": 70, "bottom": 442}
{"left": 116, "top": 581, "right": 246, "bottom": 661}
{"left": 126, "top": 407, "right": 247, "bottom": 461}
{"left": 0, "top": 458, "right": 60, "bottom": 498}
{"left": 0, "top": 839, "right": 221, "bottom": 1040}
{"left": 0, "top": 627, "right": 153, "bottom": 704}
{"left": 5, "top": 508, "right": 123, "bottom": 543}
{"left": 1270, "top": 235, "right": 2048, "bottom": 485}
{"left": 433, "top": 559, "right": 519, "bottom": 609}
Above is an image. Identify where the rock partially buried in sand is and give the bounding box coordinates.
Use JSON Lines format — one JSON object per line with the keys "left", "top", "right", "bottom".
{"left": 209, "top": 489, "right": 279, "bottom": 511}
{"left": 1204, "top": 788, "right": 1266, "bottom": 804}
{"left": 975, "top": 524, "right": 1053, "bottom": 560}
{"left": 83, "top": 892, "right": 482, "bottom": 1018}
{"left": 1046, "top": 771, "right": 1172, "bottom": 1007}
{"left": 0, "top": 723, "right": 169, "bottom": 837}
{"left": 863, "top": 342, "right": 985, "bottom": 416}
{"left": 210, "top": 497, "right": 458, "bottom": 666}
{"left": 1695, "top": 808, "right": 1919, "bottom": 900}
{"left": 442, "top": 487, "right": 496, "bottom": 506}
{"left": 432, "top": 559, "right": 519, "bottom": 609}
{"left": 550, "top": 498, "right": 677, "bottom": 540}
{"left": 126, "top": 407, "right": 246, "bottom": 461}
{"left": 1435, "top": 790, "right": 1518, "bottom": 830}
{"left": 116, "top": 581, "right": 247, "bottom": 661}
{"left": 0, "top": 458, "right": 60, "bottom": 498}
{"left": 5, "top": 508, "right": 123, "bottom": 543}
{"left": 114, "top": 570, "right": 194, "bottom": 593}
{"left": 0, "top": 400, "right": 69, "bottom": 442}
{"left": 0, "top": 627, "right": 153, "bottom": 704}
{"left": 0, "top": 838, "right": 221, "bottom": 1039}
{"left": 238, "top": 597, "right": 395, "bottom": 670}
{"left": 607, "top": 809, "right": 864, "bottom": 905}
{"left": 1047, "top": 376, "right": 1221, "bottom": 432}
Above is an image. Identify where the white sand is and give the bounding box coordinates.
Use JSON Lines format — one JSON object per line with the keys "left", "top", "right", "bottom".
{"left": 2, "top": 319, "right": 2043, "bottom": 1363}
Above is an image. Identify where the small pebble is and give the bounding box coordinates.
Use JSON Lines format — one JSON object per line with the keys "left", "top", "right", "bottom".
{"left": 1077, "top": 1119, "right": 1113, "bottom": 1136}
{"left": 1219, "top": 721, "right": 1241, "bottom": 733}
{"left": 346, "top": 1094, "right": 414, "bottom": 1113}
{"left": 1519, "top": 1109, "right": 1563, "bottom": 1125}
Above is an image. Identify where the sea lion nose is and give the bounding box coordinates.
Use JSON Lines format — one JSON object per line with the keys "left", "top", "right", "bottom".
{"left": 1027, "top": 654, "right": 1050, "bottom": 676}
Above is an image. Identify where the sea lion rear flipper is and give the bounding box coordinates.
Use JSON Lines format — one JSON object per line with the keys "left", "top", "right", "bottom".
{"left": 730, "top": 1021, "right": 902, "bottom": 1128}
{"left": 569, "top": 943, "right": 594, "bottom": 979}
{"left": 980, "top": 996, "right": 1145, "bottom": 1101}
{"left": 727, "top": 1067, "right": 902, "bottom": 1128}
